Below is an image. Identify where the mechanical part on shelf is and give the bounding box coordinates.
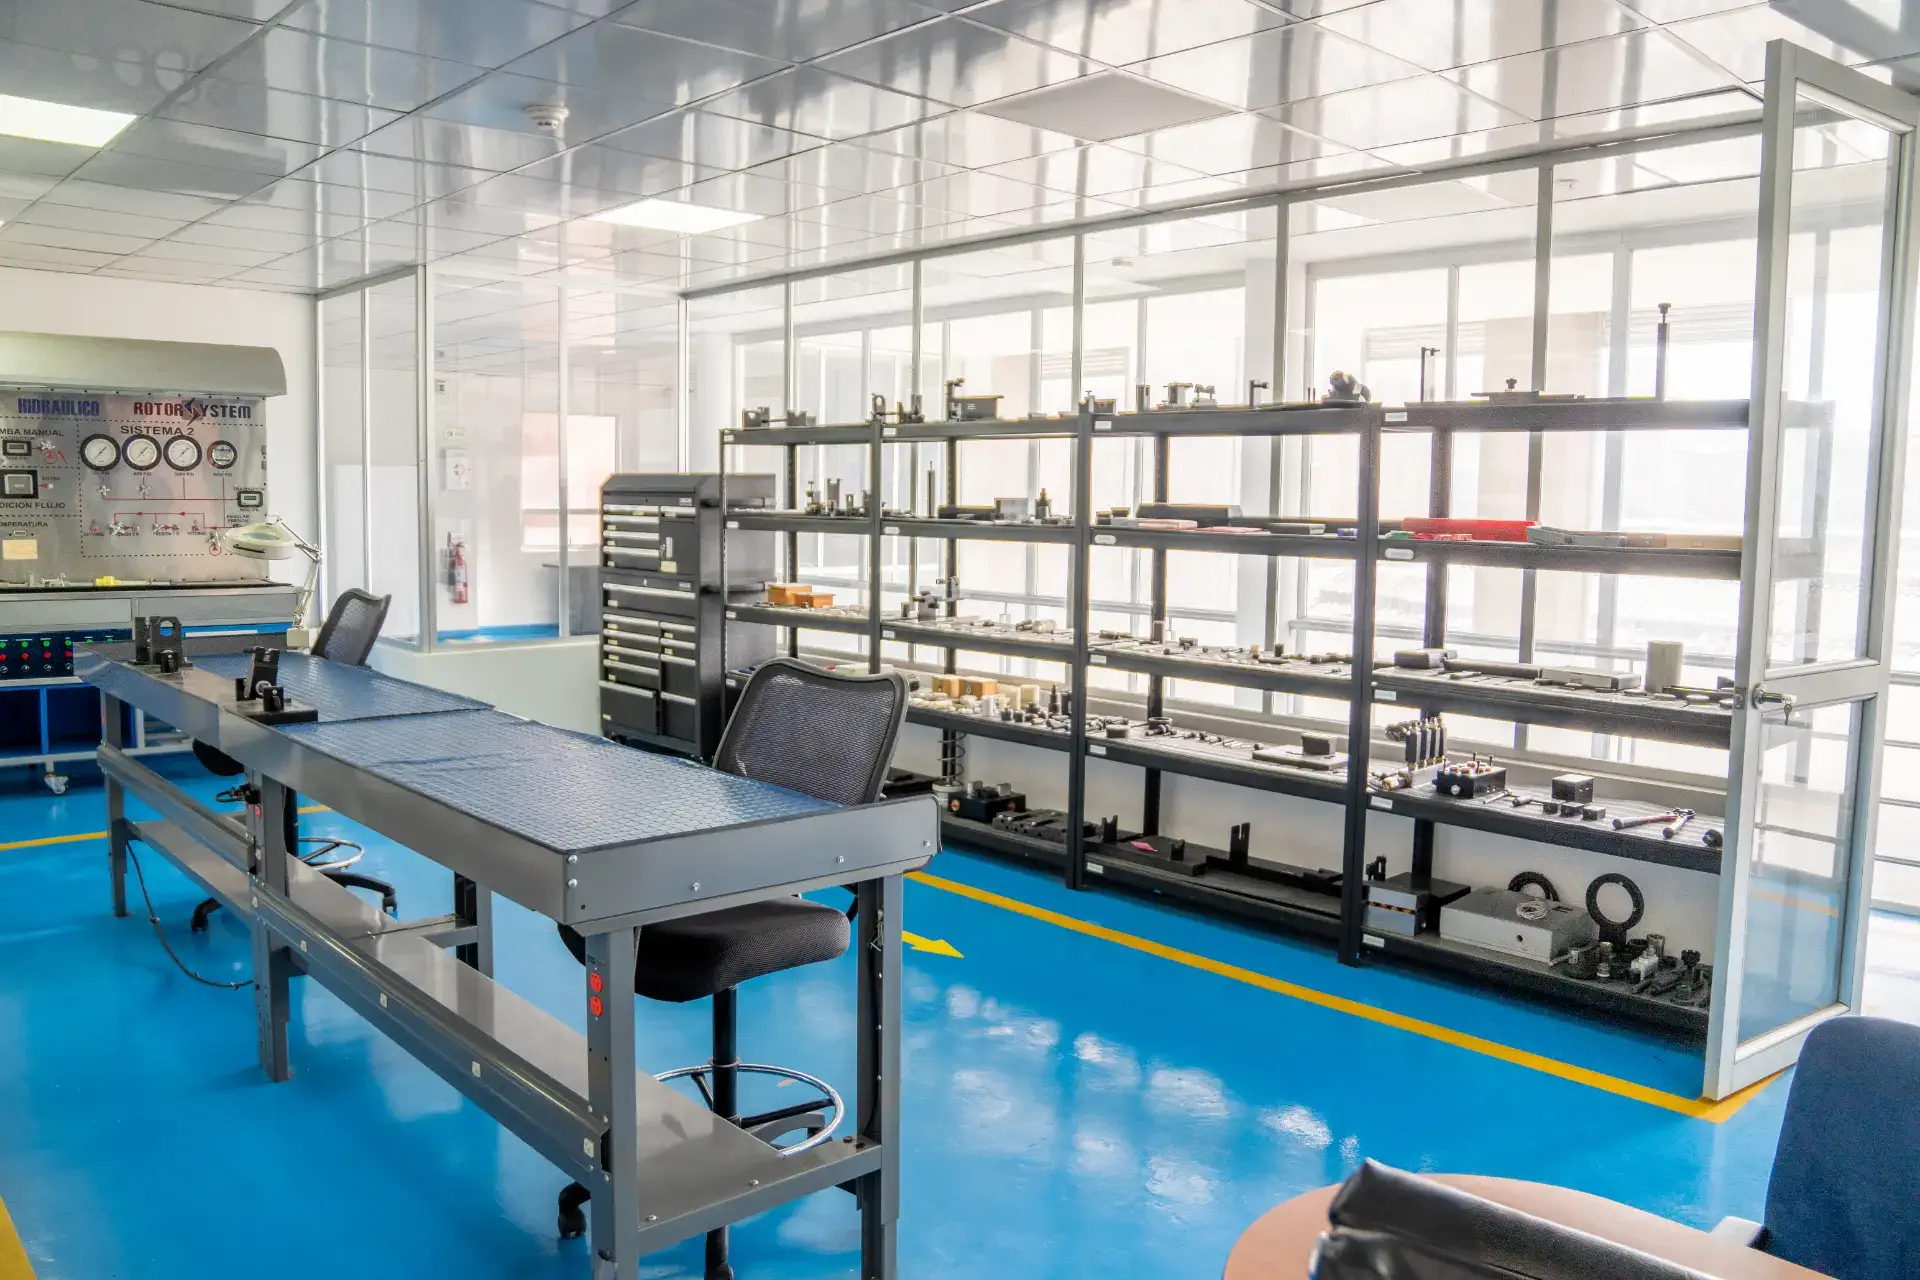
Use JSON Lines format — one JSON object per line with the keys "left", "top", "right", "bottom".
{"left": 1442, "top": 657, "right": 1544, "bottom": 680}
{"left": 1508, "top": 871, "right": 1559, "bottom": 902}
{"left": 1393, "top": 648, "right": 1455, "bottom": 669}
{"left": 1370, "top": 768, "right": 1414, "bottom": 791}
{"left": 1134, "top": 384, "right": 1151, "bottom": 413}
{"left": 938, "top": 503, "right": 998, "bottom": 521}
{"left": 1662, "top": 810, "right": 1696, "bottom": 839}
{"left": 1322, "top": 371, "right": 1370, "bottom": 405}
{"left": 869, "top": 393, "right": 889, "bottom": 425}
{"left": 1644, "top": 640, "right": 1685, "bottom": 695}
{"left": 1401, "top": 516, "right": 1536, "bottom": 542}
{"left": 1191, "top": 384, "right": 1219, "bottom": 408}
{"left": 948, "top": 781, "right": 1026, "bottom": 824}
{"left": 1247, "top": 379, "right": 1269, "bottom": 407}
{"left": 1417, "top": 345, "right": 1439, "bottom": 402}
{"left": 1582, "top": 806, "right": 1607, "bottom": 822}
{"left": 1585, "top": 873, "right": 1646, "bottom": 949}
{"left": 1628, "top": 934, "right": 1668, "bottom": 984}
{"left": 1385, "top": 716, "right": 1446, "bottom": 768}
{"left": 1136, "top": 502, "right": 1242, "bottom": 527}
{"left": 995, "top": 496, "right": 1032, "bottom": 520}
{"left": 1365, "top": 871, "right": 1471, "bottom": 936}
{"left": 1594, "top": 941, "right": 1617, "bottom": 981}
{"left": 1433, "top": 757, "right": 1507, "bottom": 799}
{"left": 1655, "top": 302, "right": 1672, "bottom": 400}
{"left": 1563, "top": 942, "right": 1600, "bottom": 980}
{"left": 1536, "top": 667, "right": 1642, "bottom": 692}
{"left": 1703, "top": 827, "right": 1724, "bottom": 850}
{"left": 1159, "top": 381, "right": 1193, "bottom": 408}
{"left": 1439, "top": 887, "right": 1598, "bottom": 962}
{"left": 1267, "top": 521, "right": 1326, "bottom": 535}
{"left": 944, "top": 378, "right": 1002, "bottom": 422}
{"left": 1366, "top": 857, "right": 1388, "bottom": 881}
{"left": 783, "top": 409, "right": 815, "bottom": 427}
{"left": 1611, "top": 810, "right": 1684, "bottom": 831}
{"left": 1034, "top": 488, "right": 1053, "bottom": 521}
{"left": 991, "top": 807, "right": 1097, "bottom": 844}
{"left": 1550, "top": 774, "right": 1595, "bottom": 804}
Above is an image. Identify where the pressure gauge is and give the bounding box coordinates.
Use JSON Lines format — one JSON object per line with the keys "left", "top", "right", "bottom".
{"left": 164, "top": 435, "right": 202, "bottom": 471}
{"left": 207, "top": 440, "right": 238, "bottom": 470}
{"left": 123, "top": 435, "right": 160, "bottom": 471}
{"left": 80, "top": 434, "right": 120, "bottom": 471}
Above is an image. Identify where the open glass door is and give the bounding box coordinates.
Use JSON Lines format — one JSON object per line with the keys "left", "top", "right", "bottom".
{"left": 1708, "top": 41, "right": 1920, "bottom": 1099}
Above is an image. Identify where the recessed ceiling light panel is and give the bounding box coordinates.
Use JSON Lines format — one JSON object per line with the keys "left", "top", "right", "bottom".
{"left": 591, "top": 199, "right": 763, "bottom": 234}
{"left": 0, "top": 93, "right": 136, "bottom": 148}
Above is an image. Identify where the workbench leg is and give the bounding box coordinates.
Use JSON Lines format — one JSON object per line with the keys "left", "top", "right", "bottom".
{"left": 585, "top": 926, "right": 640, "bottom": 1280}
{"left": 855, "top": 874, "right": 902, "bottom": 1280}
{"left": 251, "top": 778, "right": 296, "bottom": 1083}
{"left": 102, "top": 695, "right": 128, "bottom": 918}
{"left": 453, "top": 874, "right": 493, "bottom": 977}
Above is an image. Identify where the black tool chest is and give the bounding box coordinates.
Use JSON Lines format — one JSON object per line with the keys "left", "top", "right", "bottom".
{"left": 598, "top": 473, "right": 776, "bottom": 758}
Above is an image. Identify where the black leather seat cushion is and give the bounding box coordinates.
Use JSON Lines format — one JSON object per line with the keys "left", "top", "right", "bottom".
{"left": 559, "top": 898, "right": 850, "bottom": 1004}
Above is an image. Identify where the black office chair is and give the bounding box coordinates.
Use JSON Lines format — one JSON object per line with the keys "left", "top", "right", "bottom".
{"left": 189, "top": 589, "right": 396, "bottom": 931}
{"left": 553, "top": 657, "right": 908, "bottom": 1278}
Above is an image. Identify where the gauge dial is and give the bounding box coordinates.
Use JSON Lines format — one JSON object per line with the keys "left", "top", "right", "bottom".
{"left": 80, "top": 434, "right": 120, "bottom": 471}
{"left": 123, "top": 435, "right": 160, "bottom": 471}
{"left": 164, "top": 435, "right": 202, "bottom": 471}
{"left": 207, "top": 441, "right": 238, "bottom": 470}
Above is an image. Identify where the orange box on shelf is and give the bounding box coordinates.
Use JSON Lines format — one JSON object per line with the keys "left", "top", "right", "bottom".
{"left": 960, "top": 677, "right": 997, "bottom": 697}
{"left": 768, "top": 583, "right": 806, "bottom": 606}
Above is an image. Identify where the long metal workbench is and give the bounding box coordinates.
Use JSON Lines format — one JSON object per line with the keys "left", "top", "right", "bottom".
{"left": 77, "top": 648, "right": 938, "bottom": 1280}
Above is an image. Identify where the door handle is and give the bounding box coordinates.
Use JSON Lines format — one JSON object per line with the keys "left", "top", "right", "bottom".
{"left": 1751, "top": 685, "right": 1798, "bottom": 713}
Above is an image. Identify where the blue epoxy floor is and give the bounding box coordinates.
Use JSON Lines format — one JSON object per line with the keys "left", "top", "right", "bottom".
{"left": 0, "top": 759, "right": 1885, "bottom": 1279}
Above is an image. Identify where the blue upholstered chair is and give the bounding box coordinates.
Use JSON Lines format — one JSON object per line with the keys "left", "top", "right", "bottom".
{"left": 1715, "top": 1014, "right": 1920, "bottom": 1279}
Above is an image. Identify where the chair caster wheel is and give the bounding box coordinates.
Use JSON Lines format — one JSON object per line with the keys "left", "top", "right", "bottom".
{"left": 557, "top": 1181, "right": 590, "bottom": 1239}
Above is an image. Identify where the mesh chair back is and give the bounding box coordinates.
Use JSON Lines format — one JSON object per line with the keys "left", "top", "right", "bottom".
{"left": 312, "top": 589, "right": 391, "bottom": 666}
{"left": 714, "top": 659, "right": 906, "bottom": 805}
{"left": 1764, "top": 1014, "right": 1920, "bottom": 1279}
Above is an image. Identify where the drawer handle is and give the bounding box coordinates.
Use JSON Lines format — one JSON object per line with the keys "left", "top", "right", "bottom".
{"left": 659, "top": 654, "right": 696, "bottom": 667}
{"left": 598, "top": 681, "right": 656, "bottom": 698}
{"left": 606, "top": 583, "right": 692, "bottom": 599}
{"left": 659, "top": 691, "right": 697, "bottom": 705}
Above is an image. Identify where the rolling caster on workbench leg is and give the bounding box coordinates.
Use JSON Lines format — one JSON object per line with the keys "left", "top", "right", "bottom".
{"left": 43, "top": 770, "right": 67, "bottom": 795}
{"left": 557, "top": 1181, "right": 590, "bottom": 1239}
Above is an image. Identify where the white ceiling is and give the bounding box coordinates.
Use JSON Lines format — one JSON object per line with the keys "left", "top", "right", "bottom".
{"left": 0, "top": 0, "right": 1913, "bottom": 302}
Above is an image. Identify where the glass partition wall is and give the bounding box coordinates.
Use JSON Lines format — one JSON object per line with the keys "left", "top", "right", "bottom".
{"left": 318, "top": 265, "right": 680, "bottom": 651}
{"left": 682, "top": 106, "right": 1920, "bottom": 919}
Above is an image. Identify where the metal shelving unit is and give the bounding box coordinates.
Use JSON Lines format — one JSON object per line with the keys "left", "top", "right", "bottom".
{"left": 714, "top": 394, "right": 1826, "bottom": 1037}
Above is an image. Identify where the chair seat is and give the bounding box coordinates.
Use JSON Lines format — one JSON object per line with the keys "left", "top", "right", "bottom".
{"left": 559, "top": 898, "right": 850, "bottom": 1003}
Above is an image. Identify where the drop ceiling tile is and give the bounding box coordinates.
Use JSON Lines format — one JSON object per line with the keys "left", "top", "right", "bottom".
{"left": 0, "top": 242, "right": 120, "bottom": 269}
{"left": 213, "top": 27, "right": 488, "bottom": 112}
{"left": 456, "top": 172, "right": 637, "bottom": 219}
{"left": 417, "top": 69, "right": 678, "bottom": 143}
{"left": 97, "top": 262, "right": 241, "bottom": 284}
{"left": 598, "top": 111, "right": 828, "bottom": 170}
{"left": 286, "top": 0, "right": 596, "bottom": 67}
{"left": 239, "top": 177, "right": 420, "bottom": 220}
{"left": 790, "top": 192, "right": 965, "bottom": 238}
{"left": 227, "top": 263, "right": 326, "bottom": 288}
{"left": 41, "top": 178, "right": 232, "bottom": 220}
{"left": 160, "top": 81, "right": 402, "bottom": 147}
{"left": 748, "top": 144, "right": 956, "bottom": 200}
{"left": 67, "top": 151, "right": 270, "bottom": 201}
{"left": 850, "top": 110, "right": 1081, "bottom": 167}
{"left": 0, "top": 172, "right": 62, "bottom": 202}
{"left": 499, "top": 22, "right": 787, "bottom": 105}
{"left": 124, "top": 239, "right": 284, "bottom": 267}
{"left": 700, "top": 66, "right": 944, "bottom": 140}
{"left": 1263, "top": 73, "right": 1529, "bottom": 150}
{"left": 0, "top": 222, "right": 155, "bottom": 255}
{"left": 167, "top": 222, "right": 320, "bottom": 253}
{"left": 1445, "top": 28, "right": 1740, "bottom": 119}
{"left": 5, "top": 0, "right": 258, "bottom": 72}
{"left": 1319, "top": 0, "right": 1646, "bottom": 73}
{"left": 669, "top": 170, "right": 848, "bottom": 219}
{"left": 13, "top": 203, "right": 187, "bottom": 240}
{"left": 972, "top": 144, "right": 1217, "bottom": 203}
{"left": 326, "top": 223, "right": 502, "bottom": 263}
{"left": 970, "top": 0, "right": 1287, "bottom": 66}
{"left": 1103, "top": 112, "right": 1348, "bottom": 176}
{"left": 409, "top": 194, "right": 564, "bottom": 238}
{"left": 296, "top": 151, "right": 490, "bottom": 200}
{"left": 514, "top": 145, "right": 719, "bottom": 198}
{"left": 0, "top": 38, "right": 178, "bottom": 117}
{"left": 813, "top": 15, "right": 1093, "bottom": 109}
{"left": 1663, "top": 6, "right": 1916, "bottom": 83}
{"left": 0, "top": 137, "right": 96, "bottom": 181}
{"left": 0, "top": 196, "right": 31, "bottom": 223}
{"left": 974, "top": 72, "right": 1228, "bottom": 142}
{"left": 1613, "top": 0, "right": 1751, "bottom": 20}
{"left": 1132, "top": 23, "right": 1423, "bottom": 111}
{"left": 110, "top": 119, "right": 326, "bottom": 179}
{"left": 142, "top": 0, "right": 285, "bottom": 18}
{"left": 355, "top": 117, "right": 567, "bottom": 171}
{"left": 611, "top": 0, "right": 936, "bottom": 62}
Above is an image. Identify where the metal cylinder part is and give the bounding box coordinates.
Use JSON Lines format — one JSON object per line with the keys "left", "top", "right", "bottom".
{"left": 1645, "top": 640, "right": 1684, "bottom": 695}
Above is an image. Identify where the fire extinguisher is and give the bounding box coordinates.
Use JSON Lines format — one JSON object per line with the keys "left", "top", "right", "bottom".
{"left": 447, "top": 533, "right": 470, "bottom": 604}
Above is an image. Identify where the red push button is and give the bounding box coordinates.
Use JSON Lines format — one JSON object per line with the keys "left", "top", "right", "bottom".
{"left": 589, "top": 995, "right": 604, "bottom": 1018}
{"left": 588, "top": 971, "right": 604, "bottom": 994}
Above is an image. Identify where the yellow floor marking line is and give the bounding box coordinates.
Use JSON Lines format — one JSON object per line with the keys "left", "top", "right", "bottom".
{"left": 0, "top": 1195, "right": 35, "bottom": 1280}
{"left": 0, "top": 806, "right": 332, "bottom": 854}
{"left": 908, "top": 870, "right": 1780, "bottom": 1123}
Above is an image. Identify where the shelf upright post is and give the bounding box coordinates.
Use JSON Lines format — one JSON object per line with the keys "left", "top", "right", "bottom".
{"left": 784, "top": 441, "right": 799, "bottom": 660}
{"left": 1338, "top": 408, "right": 1384, "bottom": 963}
{"left": 1065, "top": 397, "right": 1097, "bottom": 891}
{"left": 719, "top": 433, "right": 730, "bottom": 696}
{"left": 1142, "top": 429, "right": 1171, "bottom": 834}
{"left": 1411, "top": 423, "right": 1453, "bottom": 880}
{"left": 867, "top": 419, "right": 885, "bottom": 674}
{"left": 938, "top": 435, "right": 961, "bottom": 782}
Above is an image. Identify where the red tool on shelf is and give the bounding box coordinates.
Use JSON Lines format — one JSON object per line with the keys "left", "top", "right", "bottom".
{"left": 1402, "top": 517, "right": 1537, "bottom": 542}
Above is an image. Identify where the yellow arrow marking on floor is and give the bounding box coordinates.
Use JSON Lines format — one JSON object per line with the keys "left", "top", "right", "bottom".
{"left": 0, "top": 1195, "right": 35, "bottom": 1279}
{"left": 907, "top": 870, "right": 1779, "bottom": 1123}
{"left": 903, "top": 930, "right": 962, "bottom": 958}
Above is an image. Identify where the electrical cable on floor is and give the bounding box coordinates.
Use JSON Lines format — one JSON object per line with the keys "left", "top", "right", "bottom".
{"left": 125, "top": 846, "right": 253, "bottom": 991}
{"left": 300, "top": 836, "right": 364, "bottom": 871}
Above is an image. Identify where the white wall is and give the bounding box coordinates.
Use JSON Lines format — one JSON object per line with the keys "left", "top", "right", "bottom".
{"left": 0, "top": 266, "right": 316, "bottom": 546}
{"left": 370, "top": 636, "right": 600, "bottom": 734}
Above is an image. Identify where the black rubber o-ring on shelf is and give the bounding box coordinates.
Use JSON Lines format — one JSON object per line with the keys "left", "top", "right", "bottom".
{"left": 1586, "top": 872, "right": 1645, "bottom": 947}
{"left": 1508, "top": 871, "right": 1559, "bottom": 902}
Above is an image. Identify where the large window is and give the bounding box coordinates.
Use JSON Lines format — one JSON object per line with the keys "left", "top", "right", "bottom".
{"left": 521, "top": 414, "right": 617, "bottom": 551}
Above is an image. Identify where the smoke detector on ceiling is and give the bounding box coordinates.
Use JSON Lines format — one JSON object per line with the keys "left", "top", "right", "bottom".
{"left": 524, "top": 103, "right": 570, "bottom": 135}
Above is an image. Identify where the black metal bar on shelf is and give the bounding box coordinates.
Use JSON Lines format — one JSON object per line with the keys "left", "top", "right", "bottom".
{"left": 1065, "top": 400, "right": 1096, "bottom": 891}
{"left": 939, "top": 436, "right": 959, "bottom": 778}
{"left": 1143, "top": 431, "right": 1170, "bottom": 836}
{"left": 1514, "top": 427, "right": 1544, "bottom": 751}
{"left": 784, "top": 442, "right": 799, "bottom": 660}
{"left": 867, "top": 421, "right": 884, "bottom": 674}
{"left": 1412, "top": 424, "right": 1451, "bottom": 882}
{"left": 1337, "top": 410, "right": 1383, "bottom": 965}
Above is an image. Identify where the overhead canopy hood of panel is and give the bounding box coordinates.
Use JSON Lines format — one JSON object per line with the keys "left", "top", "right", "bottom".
{"left": 0, "top": 331, "right": 287, "bottom": 398}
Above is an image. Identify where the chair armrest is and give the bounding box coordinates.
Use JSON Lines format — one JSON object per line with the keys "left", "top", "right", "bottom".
{"left": 1710, "top": 1216, "right": 1765, "bottom": 1247}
